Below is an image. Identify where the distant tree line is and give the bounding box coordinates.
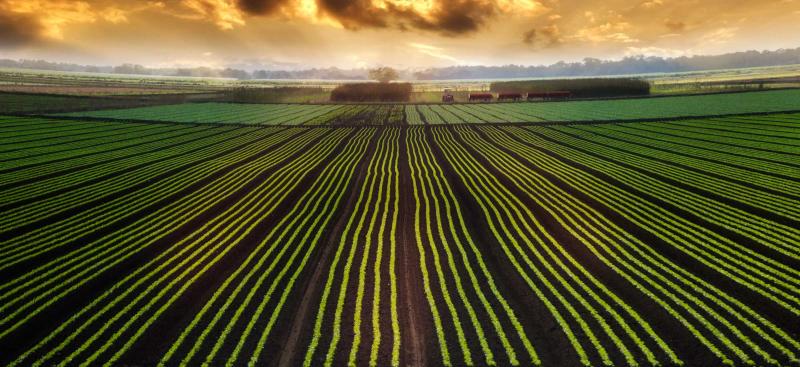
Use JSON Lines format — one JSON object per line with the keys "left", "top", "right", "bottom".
{"left": 1, "top": 46, "right": 799, "bottom": 80}
{"left": 330, "top": 83, "right": 412, "bottom": 102}
{"left": 412, "top": 48, "right": 800, "bottom": 80}
{"left": 251, "top": 68, "right": 368, "bottom": 80}
{"left": 490, "top": 78, "right": 651, "bottom": 98}
{"left": 0, "top": 58, "right": 376, "bottom": 80}
{"left": 0, "top": 59, "right": 255, "bottom": 79}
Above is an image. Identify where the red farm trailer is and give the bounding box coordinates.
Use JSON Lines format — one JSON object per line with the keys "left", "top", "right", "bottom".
{"left": 469, "top": 93, "right": 493, "bottom": 102}
{"left": 497, "top": 93, "right": 523, "bottom": 101}
{"left": 526, "top": 92, "right": 548, "bottom": 100}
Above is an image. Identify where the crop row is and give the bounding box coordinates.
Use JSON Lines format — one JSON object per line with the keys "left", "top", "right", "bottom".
{"left": 0, "top": 127, "right": 312, "bottom": 271}
{"left": 62, "top": 102, "right": 341, "bottom": 125}
{"left": 2, "top": 120, "right": 361, "bottom": 366}
{"left": 457, "top": 125, "right": 800, "bottom": 366}
{"left": 302, "top": 128, "right": 400, "bottom": 366}
{"left": 0, "top": 93, "right": 139, "bottom": 114}
{"left": 55, "top": 89, "right": 800, "bottom": 125}
{"left": 1, "top": 115, "right": 798, "bottom": 366}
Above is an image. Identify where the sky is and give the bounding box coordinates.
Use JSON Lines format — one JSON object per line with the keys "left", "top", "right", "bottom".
{"left": 1, "top": 0, "right": 799, "bottom": 70}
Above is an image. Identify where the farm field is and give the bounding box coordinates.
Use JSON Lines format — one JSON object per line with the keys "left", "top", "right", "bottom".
{"left": 0, "top": 92, "right": 202, "bottom": 115}
{"left": 57, "top": 88, "right": 800, "bottom": 125}
{"left": 0, "top": 93, "right": 114, "bottom": 114}
{"left": 0, "top": 112, "right": 798, "bottom": 366}
{"left": 4, "top": 63, "right": 800, "bottom": 100}
{"left": 0, "top": 68, "right": 230, "bottom": 92}
{"left": 0, "top": 85, "right": 198, "bottom": 96}
{"left": 63, "top": 102, "right": 347, "bottom": 125}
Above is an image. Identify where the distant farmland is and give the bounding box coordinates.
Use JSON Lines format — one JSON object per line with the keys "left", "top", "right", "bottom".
{"left": 0, "top": 109, "right": 798, "bottom": 366}
{"left": 56, "top": 88, "right": 800, "bottom": 125}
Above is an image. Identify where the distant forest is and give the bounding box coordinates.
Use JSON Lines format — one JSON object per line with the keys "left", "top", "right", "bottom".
{"left": 2, "top": 47, "right": 799, "bottom": 80}
{"left": 412, "top": 48, "right": 800, "bottom": 80}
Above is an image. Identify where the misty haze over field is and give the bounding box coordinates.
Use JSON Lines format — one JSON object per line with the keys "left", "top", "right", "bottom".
{"left": 1, "top": 0, "right": 799, "bottom": 71}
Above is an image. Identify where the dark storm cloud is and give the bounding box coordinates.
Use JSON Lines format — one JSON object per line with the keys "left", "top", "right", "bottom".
{"left": 235, "top": 0, "right": 497, "bottom": 35}
{"left": 664, "top": 19, "right": 685, "bottom": 33}
{"left": 522, "top": 24, "right": 561, "bottom": 48}
{"left": 421, "top": 0, "right": 496, "bottom": 35}
{"left": 522, "top": 28, "right": 537, "bottom": 44}
{"left": 0, "top": 12, "right": 43, "bottom": 48}
{"left": 236, "top": 0, "right": 291, "bottom": 15}
{"left": 316, "top": 0, "right": 390, "bottom": 28}
{"left": 5, "top": 0, "right": 799, "bottom": 69}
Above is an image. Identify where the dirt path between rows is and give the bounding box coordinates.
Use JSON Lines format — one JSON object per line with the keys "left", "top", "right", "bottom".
{"left": 276, "top": 128, "right": 381, "bottom": 367}
{"left": 397, "top": 127, "right": 427, "bottom": 367}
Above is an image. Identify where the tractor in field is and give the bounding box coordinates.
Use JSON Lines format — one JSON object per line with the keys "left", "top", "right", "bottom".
{"left": 442, "top": 89, "right": 455, "bottom": 103}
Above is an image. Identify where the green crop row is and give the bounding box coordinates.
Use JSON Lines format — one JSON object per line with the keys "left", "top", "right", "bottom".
{"left": 303, "top": 128, "right": 399, "bottom": 367}
{"left": 56, "top": 89, "right": 800, "bottom": 125}
{"left": 61, "top": 102, "right": 341, "bottom": 125}
{"left": 2, "top": 113, "right": 799, "bottom": 367}
{"left": 405, "top": 105, "right": 424, "bottom": 125}
{"left": 5, "top": 127, "right": 356, "bottom": 367}
{"left": 0, "top": 127, "right": 306, "bottom": 270}
{"left": 478, "top": 125, "right": 800, "bottom": 365}
{"left": 161, "top": 129, "right": 372, "bottom": 367}
{"left": 406, "top": 127, "right": 540, "bottom": 366}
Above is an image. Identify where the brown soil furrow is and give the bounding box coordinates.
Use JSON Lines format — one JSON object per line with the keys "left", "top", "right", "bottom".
{"left": 397, "top": 127, "right": 429, "bottom": 367}
{"left": 0, "top": 128, "right": 340, "bottom": 364}
{"left": 422, "top": 126, "right": 584, "bottom": 367}
{"left": 536, "top": 126, "right": 800, "bottom": 228}
{"left": 489, "top": 126, "right": 798, "bottom": 364}
{"left": 119, "top": 128, "right": 361, "bottom": 365}
{"left": 0, "top": 124, "right": 197, "bottom": 176}
{"left": 275, "top": 127, "right": 382, "bottom": 367}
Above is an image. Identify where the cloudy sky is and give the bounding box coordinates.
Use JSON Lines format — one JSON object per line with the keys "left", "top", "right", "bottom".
{"left": 1, "top": 0, "right": 799, "bottom": 69}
